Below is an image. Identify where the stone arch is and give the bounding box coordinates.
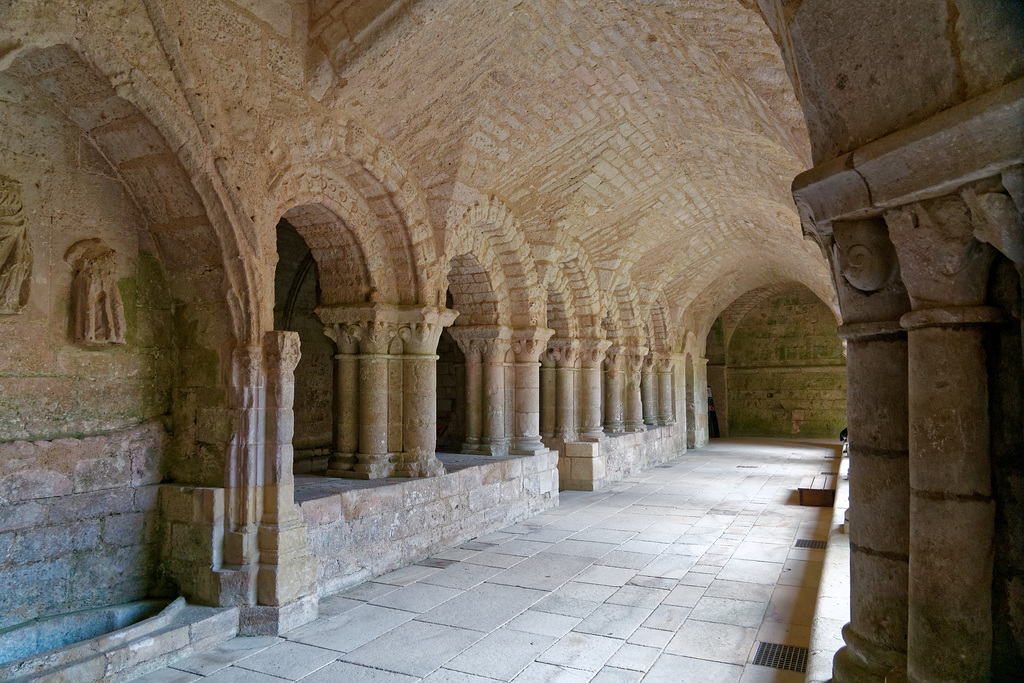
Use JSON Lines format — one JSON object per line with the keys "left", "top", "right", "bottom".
{"left": 272, "top": 169, "right": 390, "bottom": 305}
{"left": 0, "top": 44, "right": 252, "bottom": 487}
{"left": 611, "top": 279, "right": 645, "bottom": 344}
{"left": 545, "top": 267, "right": 579, "bottom": 340}
{"left": 556, "top": 237, "right": 605, "bottom": 339}
{"left": 267, "top": 119, "right": 439, "bottom": 307}
{"left": 647, "top": 297, "right": 673, "bottom": 354}
{"left": 449, "top": 196, "right": 545, "bottom": 328}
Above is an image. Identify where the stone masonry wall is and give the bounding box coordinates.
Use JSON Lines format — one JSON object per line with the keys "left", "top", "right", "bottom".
{"left": 0, "top": 421, "right": 168, "bottom": 629}
{"left": 300, "top": 451, "right": 559, "bottom": 597}
{"left": 0, "top": 72, "right": 175, "bottom": 442}
{"left": 726, "top": 286, "right": 846, "bottom": 438}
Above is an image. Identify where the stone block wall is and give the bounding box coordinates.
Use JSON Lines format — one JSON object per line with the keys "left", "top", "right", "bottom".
{"left": 0, "top": 421, "right": 168, "bottom": 629}
{"left": 300, "top": 451, "right": 559, "bottom": 597}
{"left": 720, "top": 286, "right": 847, "bottom": 438}
{"left": 0, "top": 71, "right": 175, "bottom": 443}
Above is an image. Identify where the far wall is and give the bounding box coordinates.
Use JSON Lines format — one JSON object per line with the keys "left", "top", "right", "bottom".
{"left": 707, "top": 285, "right": 846, "bottom": 438}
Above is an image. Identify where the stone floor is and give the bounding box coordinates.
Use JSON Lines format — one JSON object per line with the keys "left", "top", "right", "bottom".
{"left": 137, "top": 438, "right": 843, "bottom": 683}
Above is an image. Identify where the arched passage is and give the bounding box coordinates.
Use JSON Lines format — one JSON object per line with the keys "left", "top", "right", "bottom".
{"left": 273, "top": 219, "right": 335, "bottom": 473}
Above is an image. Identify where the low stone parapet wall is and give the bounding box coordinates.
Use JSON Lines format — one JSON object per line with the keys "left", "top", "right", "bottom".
{"left": 554, "top": 425, "right": 688, "bottom": 491}
{"left": 297, "top": 450, "right": 559, "bottom": 597}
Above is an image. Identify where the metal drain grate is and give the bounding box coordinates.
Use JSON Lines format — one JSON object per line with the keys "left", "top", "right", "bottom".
{"left": 736, "top": 465, "right": 757, "bottom": 469}
{"left": 794, "top": 539, "right": 828, "bottom": 550}
{"left": 416, "top": 558, "right": 458, "bottom": 568}
{"left": 752, "top": 642, "right": 808, "bottom": 672}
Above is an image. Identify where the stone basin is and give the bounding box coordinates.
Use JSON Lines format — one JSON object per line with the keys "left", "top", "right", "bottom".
{"left": 0, "top": 597, "right": 238, "bottom": 682}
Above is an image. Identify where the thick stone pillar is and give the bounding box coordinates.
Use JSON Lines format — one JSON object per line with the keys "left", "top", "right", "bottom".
{"left": 641, "top": 355, "right": 658, "bottom": 426}
{"left": 253, "top": 331, "right": 317, "bottom": 634}
{"left": 550, "top": 339, "right": 580, "bottom": 442}
{"left": 396, "top": 309, "right": 458, "bottom": 477}
{"left": 886, "top": 196, "right": 998, "bottom": 683}
{"left": 324, "top": 325, "right": 360, "bottom": 477}
{"left": 540, "top": 351, "right": 556, "bottom": 438}
{"left": 603, "top": 347, "right": 625, "bottom": 434}
{"left": 511, "top": 328, "right": 554, "bottom": 455}
{"left": 624, "top": 347, "right": 647, "bottom": 432}
{"left": 829, "top": 220, "right": 912, "bottom": 683}
{"left": 578, "top": 339, "right": 610, "bottom": 441}
{"left": 657, "top": 357, "right": 675, "bottom": 426}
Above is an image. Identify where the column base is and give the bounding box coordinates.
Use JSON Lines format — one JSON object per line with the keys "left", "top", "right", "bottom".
{"left": 333, "top": 454, "right": 398, "bottom": 479}
{"left": 604, "top": 425, "right": 625, "bottom": 434}
{"left": 326, "top": 452, "right": 357, "bottom": 477}
{"left": 239, "top": 593, "right": 318, "bottom": 636}
{"left": 625, "top": 422, "right": 646, "bottom": 432}
{"left": 578, "top": 429, "right": 605, "bottom": 442}
{"left": 833, "top": 624, "right": 907, "bottom": 683}
{"left": 394, "top": 451, "right": 446, "bottom": 477}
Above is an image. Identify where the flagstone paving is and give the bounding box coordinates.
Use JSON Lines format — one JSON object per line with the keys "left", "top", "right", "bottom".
{"left": 138, "top": 438, "right": 840, "bottom": 683}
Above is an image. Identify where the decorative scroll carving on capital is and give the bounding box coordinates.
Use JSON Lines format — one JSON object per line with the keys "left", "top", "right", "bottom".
{"left": 0, "top": 174, "right": 32, "bottom": 315}
{"left": 884, "top": 195, "right": 997, "bottom": 308}
{"left": 830, "top": 220, "right": 911, "bottom": 325}
{"left": 399, "top": 321, "right": 443, "bottom": 355}
{"left": 833, "top": 220, "right": 900, "bottom": 294}
{"left": 480, "top": 337, "right": 512, "bottom": 362}
{"left": 264, "top": 330, "right": 302, "bottom": 374}
{"left": 64, "top": 239, "right": 126, "bottom": 347}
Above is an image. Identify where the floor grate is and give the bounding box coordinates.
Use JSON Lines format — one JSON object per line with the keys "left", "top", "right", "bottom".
{"left": 736, "top": 465, "right": 758, "bottom": 469}
{"left": 752, "top": 642, "right": 808, "bottom": 672}
{"left": 794, "top": 539, "right": 828, "bottom": 550}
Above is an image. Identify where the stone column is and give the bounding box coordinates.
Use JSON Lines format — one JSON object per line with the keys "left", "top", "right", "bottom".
{"left": 511, "top": 328, "right": 553, "bottom": 454}
{"left": 641, "top": 355, "right": 658, "bottom": 426}
{"left": 255, "top": 331, "right": 317, "bottom": 633}
{"left": 550, "top": 339, "right": 580, "bottom": 442}
{"left": 354, "top": 320, "right": 397, "bottom": 478}
{"left": 540, "top": 351, "right": 556, "bottom": 438}
{"left": 624, "top": 347, "right": 647, "bottom": 432}
{"left": 481, "top": 336, "right": 512, "bottom": 456}
{"left": 396, "top": 309, "right": 458, "bottom": 477}
{"left": 657, "top": 357, "right": 675, "bottom": 426}
{"left": 578, "top": 339, "right": 610, "bottom": 441}
{"left": 603, "top": 347, "right": 625, "bottom": 434}
{"left": 886, "top": 196, "right": 999, "bottom": 683}
{"left": 829, "top": 220, "right": 912, "bottom": 683}
{"left": 455, "top": 337, "right": 484, "bottom": 454}
{"left": 323, "top": 325, "right": 360, "bottom": 477}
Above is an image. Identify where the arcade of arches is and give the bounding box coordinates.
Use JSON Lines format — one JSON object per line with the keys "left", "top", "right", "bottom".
{"left": 0, "top": 1, "right": 1021, "bottom": 681}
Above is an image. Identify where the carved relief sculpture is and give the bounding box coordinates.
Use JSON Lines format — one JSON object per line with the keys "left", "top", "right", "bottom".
{"left": 64, "top": 239, "right": 126, "bottom": 346}
{"left": 0, "top": 174, "right": 32, "bottom": 314}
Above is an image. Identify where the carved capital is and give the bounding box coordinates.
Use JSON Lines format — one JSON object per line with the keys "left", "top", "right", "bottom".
{"left": 885, "top": 195, "right": 997, "bottom": 309}
{"left": 830, "top": 220, "right": 911, "bottom": 325}
{"left": 547, "top": 338, "right": 580, "bottom": 367}
{"left": 323, "top": 323, "right": 361, "bottom": 354}
{"left": 264, "top": 330, "right": 302, "bottom": 374}
{"left": 603, "top": 348, "right": 624, "bottom": 376}
{"left": 962, "top": 186, "right": 1024, "bottom": 267}
{"left": 399, "top": 321, "right": 444, "bottom": 355}
{"left": 578, "top": 338, "right": 611, "bottom": 368}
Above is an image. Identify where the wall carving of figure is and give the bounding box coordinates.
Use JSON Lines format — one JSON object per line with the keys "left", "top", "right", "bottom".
{"left": 64, "top": 239, "right": 126, "bottom": 347}
{"left": 0, "top": 174, "right": 32, "bottom": 315}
